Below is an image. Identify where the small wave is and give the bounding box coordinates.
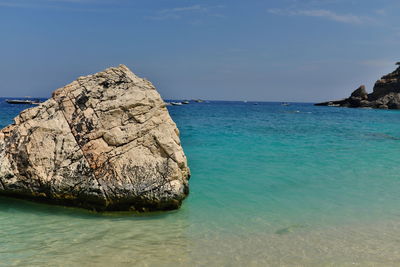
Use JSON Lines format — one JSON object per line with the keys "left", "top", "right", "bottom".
{"left": 282, "top": 110, "right": 312, "bottom": 114}
{"left": 366, "top": 133, "right": 400, "bottom": 141}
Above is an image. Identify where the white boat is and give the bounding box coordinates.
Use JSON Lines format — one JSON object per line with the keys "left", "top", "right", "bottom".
{"left": 171, "top": 102, "right": 183, "bottom": 106}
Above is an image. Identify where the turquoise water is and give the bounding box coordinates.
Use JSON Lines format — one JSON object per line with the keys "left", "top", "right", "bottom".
{"left": 1, "top": 99, "right": 400, "bottom": 266}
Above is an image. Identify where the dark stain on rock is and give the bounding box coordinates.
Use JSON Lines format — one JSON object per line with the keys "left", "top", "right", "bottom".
{"left": 76, "top": 94, "right": 89, "bottom": 110}
{"left": 100, "top": 81, "right": 110, "bottom": 88}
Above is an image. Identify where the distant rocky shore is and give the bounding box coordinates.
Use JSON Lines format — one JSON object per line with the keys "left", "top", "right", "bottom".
{"left": 0, "top": 65, "right": 190, "bottom": 212}
{"left": 315, "top": 62, "right": 400, "bottom": 109}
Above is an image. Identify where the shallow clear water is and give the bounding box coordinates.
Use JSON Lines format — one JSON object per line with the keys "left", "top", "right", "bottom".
{"left": 1, "top": 99, "right": 400, "bottom": 266}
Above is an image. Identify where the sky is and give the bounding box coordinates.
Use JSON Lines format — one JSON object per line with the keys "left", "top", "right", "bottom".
{"left": 0, "top": 0, "right": 399, "bottom": 102}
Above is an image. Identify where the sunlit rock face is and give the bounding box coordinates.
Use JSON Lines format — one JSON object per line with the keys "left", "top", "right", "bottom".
{"left": 0, "top": 65, "right": 190, "bottom": 211}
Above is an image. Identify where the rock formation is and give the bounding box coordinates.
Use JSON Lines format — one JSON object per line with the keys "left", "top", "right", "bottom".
{"left": 0, "top": 65, "right": 190, "bottom": 211}
{"left": 315, "top": 63, "right": 400, "bottom": 109}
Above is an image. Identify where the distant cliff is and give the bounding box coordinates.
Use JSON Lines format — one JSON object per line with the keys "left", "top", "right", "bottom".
{"left": 315, "top": 62, "right": 400, "bottom": 109}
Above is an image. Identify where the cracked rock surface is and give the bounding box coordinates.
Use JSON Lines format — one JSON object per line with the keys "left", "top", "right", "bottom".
{"left": 0, "top": 65, "right": 190, "bottom": 211}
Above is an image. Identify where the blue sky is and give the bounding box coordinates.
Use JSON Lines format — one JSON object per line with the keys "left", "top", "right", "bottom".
{"left": 0, "top": 0, "right": 399, "bottom": 101}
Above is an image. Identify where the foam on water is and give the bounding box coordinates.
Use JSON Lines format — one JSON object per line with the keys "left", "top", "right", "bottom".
{"left": 1, "top": 99, "right": 400, "bottom": 266}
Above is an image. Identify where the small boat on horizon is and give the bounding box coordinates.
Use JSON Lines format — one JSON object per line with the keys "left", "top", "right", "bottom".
{"left": 182, "top": 100, "right": 190, "bottom": 104}
{"left": 281, "top": 102, "right": 290, "bottom": 106}
{"left": 171, "top": 102, "right": 183, "bottom": 106}
{"left": 6, "top": 99, "right": 41, "bottom": 105}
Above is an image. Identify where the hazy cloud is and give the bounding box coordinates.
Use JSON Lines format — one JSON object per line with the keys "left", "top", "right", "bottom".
{"left": 160, "top": 5, "right": 206, "bottom": 14}
{"left": 374, "top": 8, "right": 386, "bottom": 15}
{"left": 268, "top": 8, "right": 372, "bottom": 24}
{"left": 149, "top": 4, "right": 225, "bottom": 20}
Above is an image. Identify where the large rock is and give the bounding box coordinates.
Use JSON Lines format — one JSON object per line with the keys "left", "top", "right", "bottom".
{"left": 350, "top": 85, "right": 368, "bottom": 100}
{"left": 315, "top": 63, "right": 400, "bottom": 109}
{"left": 0, "top": 65, "right": 190, "bottom": 211}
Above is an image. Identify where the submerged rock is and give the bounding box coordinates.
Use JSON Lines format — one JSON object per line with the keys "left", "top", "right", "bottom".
{"left": 315, "top": 63, "right": 400, "bottom": 109}
{"left": 275, "top": 224, "right": 306, "bottom": 235}
{"left": 0, "top": 65, "right": 190, "bottom": 211}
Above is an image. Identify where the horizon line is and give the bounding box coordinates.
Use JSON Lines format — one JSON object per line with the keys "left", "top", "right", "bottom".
{"left": 0, "top": 96, "right": 317, "bottom": 104}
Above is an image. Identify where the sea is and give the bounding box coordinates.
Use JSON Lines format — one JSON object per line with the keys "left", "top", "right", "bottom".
{"left": 1, "top": 98, "right": 400, "bottom": 266}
